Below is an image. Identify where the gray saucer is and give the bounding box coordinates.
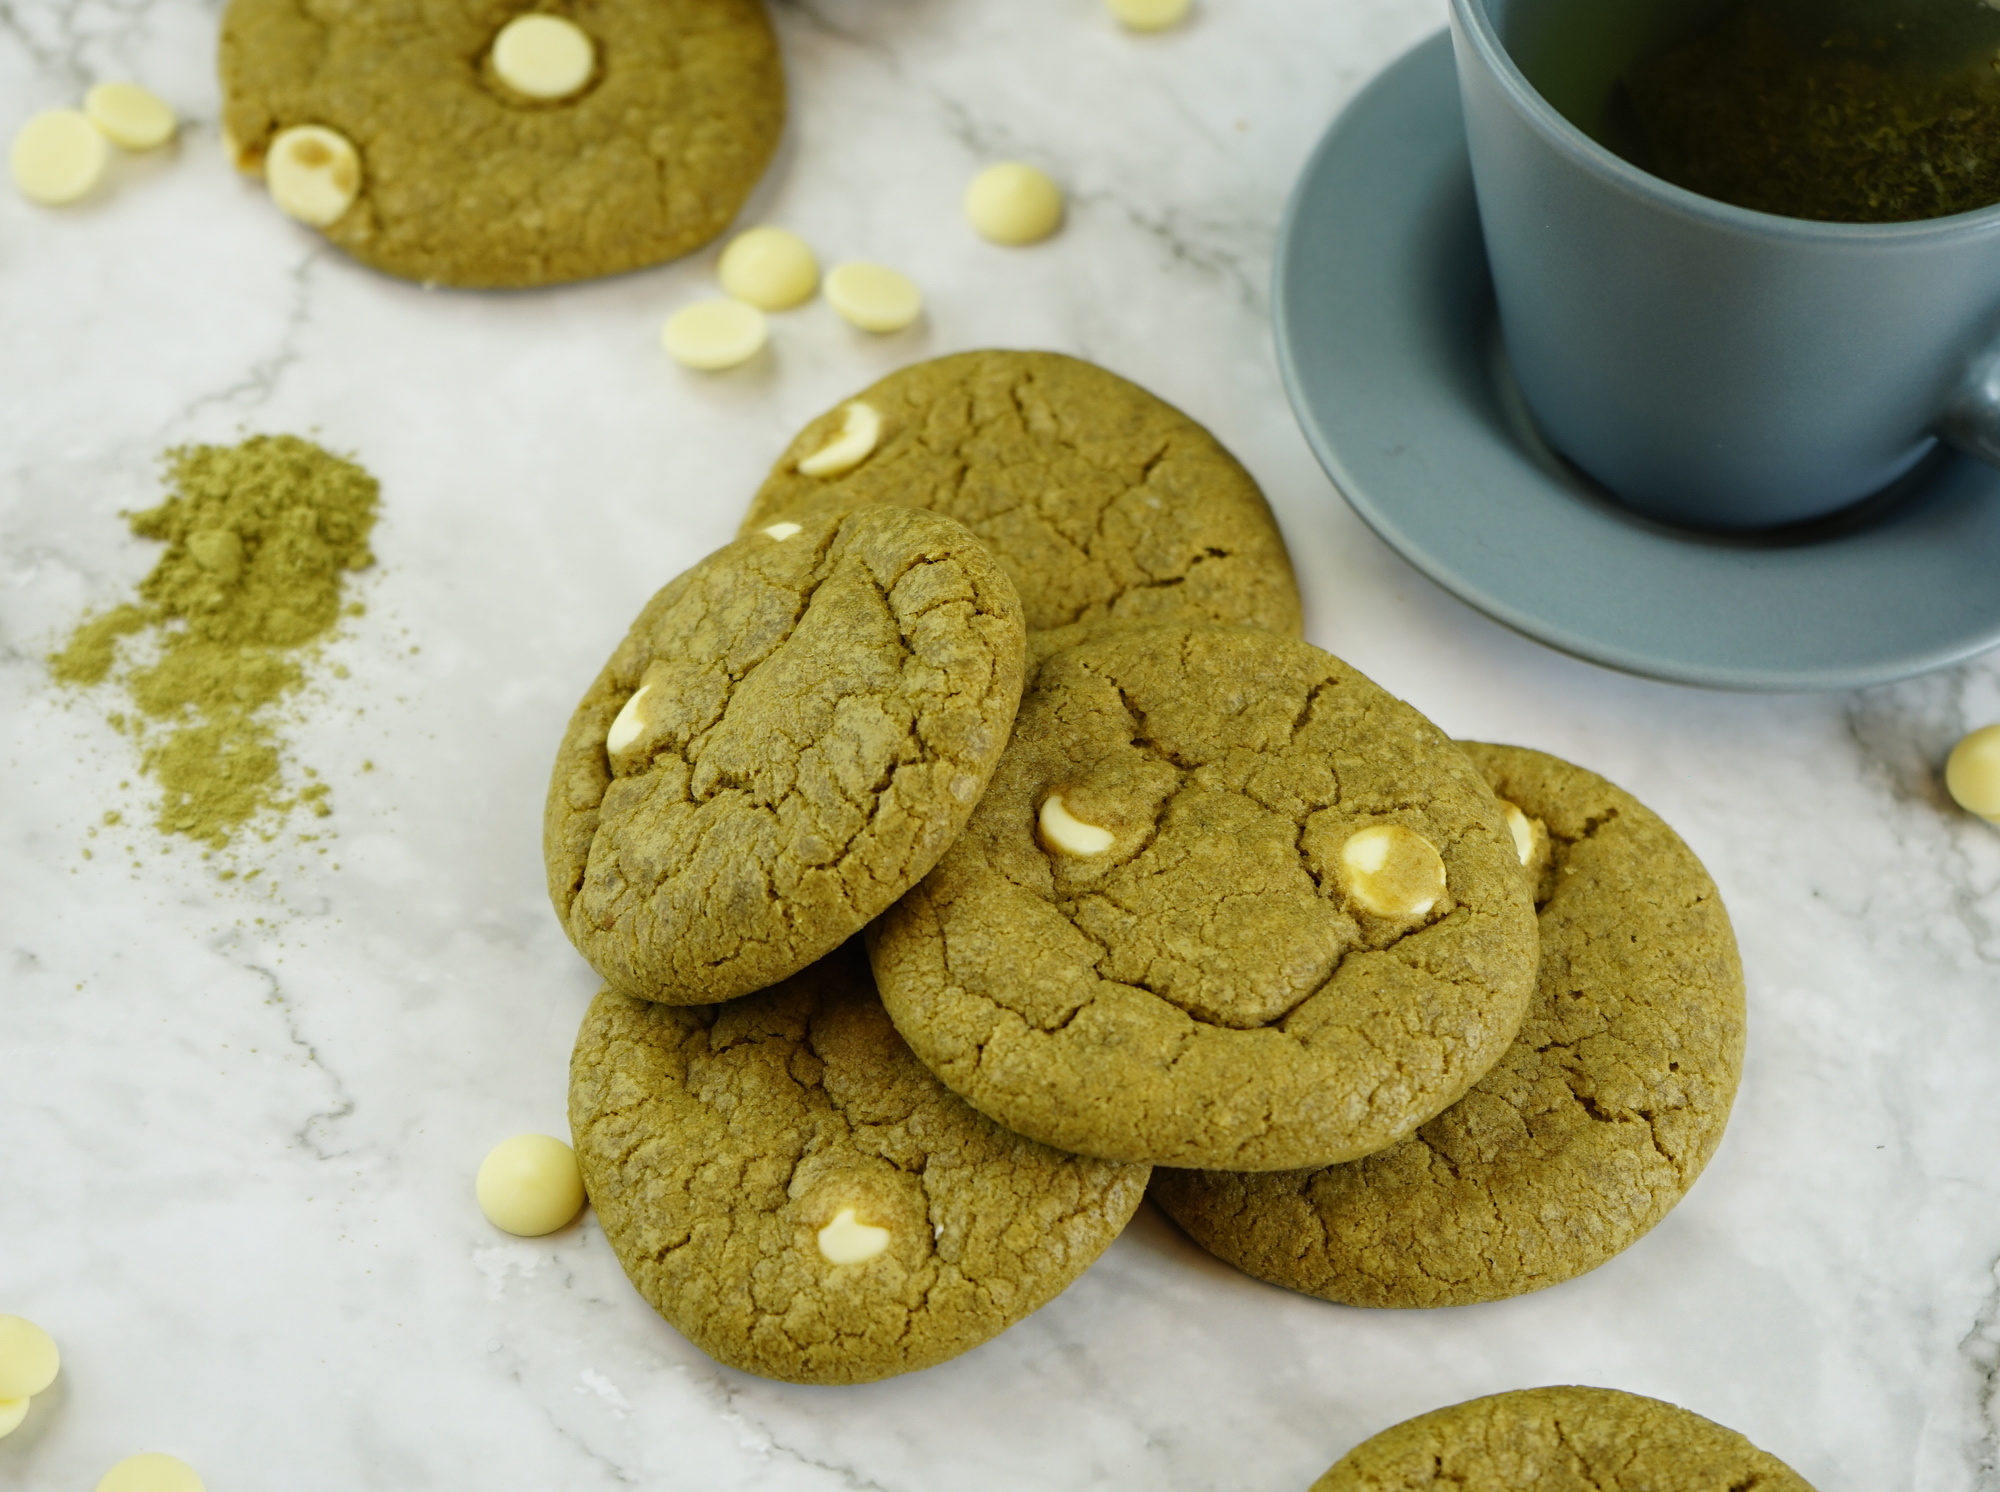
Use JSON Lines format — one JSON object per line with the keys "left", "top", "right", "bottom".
{"left": 1274, "top": 31, "right": 2000, "bottom": 691}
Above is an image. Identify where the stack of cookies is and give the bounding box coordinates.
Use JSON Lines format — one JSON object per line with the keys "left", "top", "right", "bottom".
{"left": 545, "top": 350, "right": 1746, "bottom": 1386}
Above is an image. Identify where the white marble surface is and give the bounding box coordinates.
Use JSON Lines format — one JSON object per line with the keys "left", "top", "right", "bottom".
{"left": 5, "top": 0, "right": 2000, "bottom": 1487}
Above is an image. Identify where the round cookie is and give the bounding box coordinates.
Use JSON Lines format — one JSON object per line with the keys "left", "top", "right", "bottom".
{"left": 1152, "top": 744, "right": 1744, "bottom": 1307}
{"left": 868, "top": 626, "right": 1538, "bottom": 1171}
{"left": 741, "top": 351, "right": 1303, "bottom": 653}
{"left": 1311, "top": 1386, "right": 1816, "bottom": 1491}
{"left": 569, "top": 942, "right": 1151, "bottom": 1385}
{"left": 219, "top": 0, "right": 783, "bottom": 288}
{"left": 545, "top": 505, "right": 1025, "bottom": 1005}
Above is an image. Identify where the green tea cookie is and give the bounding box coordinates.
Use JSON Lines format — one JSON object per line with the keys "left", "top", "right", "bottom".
{"left": 1153, "top": 744, "right": 1744, "bottom": 1307}
{"left": 741, "top": 351, "right": 1303, "bottom": 653}
{"left": 545, "top": 506, "right": 1025, "bottom": 1005}
{"left": 569, "top": 943, "right": 1150, "bottom": 1385}
{"left": 219, "top": 0, "right": 783, "bottom": 288}
{"left": 1312, "top": 1386, "right": 1816, "bottom": 1491}
{"left": 869, "top": 626, "right": 1538, "bottom": 1171}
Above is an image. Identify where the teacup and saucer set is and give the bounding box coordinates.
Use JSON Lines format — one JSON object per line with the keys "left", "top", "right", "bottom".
{"left": 1278, "top": 0, "right": 2000, "bottom": 691}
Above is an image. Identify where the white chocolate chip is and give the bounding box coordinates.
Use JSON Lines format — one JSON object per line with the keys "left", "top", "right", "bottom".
{"left": 816, "top": 1207, "right": 890, "bottom": 1264}
{"left": 10, "top": 109, "right": 109, "bottom": 205}
{"left": 606, "top": 684, "right": 651, "bottom": 755}
{"left": 1339, "top": 824, "right": 1447, "bottom": 919}
{"left": 265, "top": 124, "right": 362, "bottom": 227}
{"left": 964, "top": 162, "right": 1064, "bottom": 246}
{"left": 1501, "top": 802, "right": 1535, "bottom": 865}
{"left": 491, "top": 14, "right": 595, "bottom": 101}
{"left": 718, "top": 226, "right": 819, "bottom": 311}
{"left": 1947, "top": 723, "right": 2000, "bottom": 820}
{"left": 825, "top": 262, "right": 923, "bottom": 333}
{"left": 85, "top": 83, "right": 177, "bottom": 150}
{"left": 797, "top": 402, "right": 882, "bottom": 477}
{"left": 662, "top": 299, "right": 767, "bottom": 370}
{"left": 94, "top": 1453, "right": 206, "bottom": 1492}
{"left": 0, "top": 1398, "right": 26, "bottom": 1440}
{"left": 1106, "top": 0, "right": 1192, "bottom": 29}
{"left": 0, "top": 1316, "right": 59, "bottom": 1401}
{"left": 476, "top": 1133, "right": 586, "bottom": 1238}
{"left": 762, "top": 522, "right": 802, "bottom": 540}
{"left": 1039, "top": 792, "right": 1115, "bottom": 857}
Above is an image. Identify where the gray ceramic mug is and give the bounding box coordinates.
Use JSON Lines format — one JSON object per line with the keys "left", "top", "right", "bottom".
{"left": 1450, "top": 0, "right": 2000, "bottom": 530}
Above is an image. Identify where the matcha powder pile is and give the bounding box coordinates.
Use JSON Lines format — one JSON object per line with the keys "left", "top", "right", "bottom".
{"left": 50, "top": 435, "right": 380, "bottom": 850}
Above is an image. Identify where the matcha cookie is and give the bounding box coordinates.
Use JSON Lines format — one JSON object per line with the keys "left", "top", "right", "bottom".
{"left": 569, "top": 942, "right": 1150, "bottom": 1385}
{"left": 869, "top": 626, "right": 1538, "bottom": 1170}
{"left": 1312, "top": 1386, "right": 1816, "bottom": 1491}
{"left": 1153, "top": 744, "right": 1744, "bottom": 1307}
{"left": 741, "top": 352, "right": 1303, "bottom": 653}
{"left": 219, "top": 0, "right": 783, "bottom": 288}
{"left": 545, "top": 506, "right": 1025, "bottom": 1005}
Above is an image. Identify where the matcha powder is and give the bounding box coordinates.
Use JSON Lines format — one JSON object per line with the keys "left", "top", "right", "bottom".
{"left": 50, "top": 435, "right": 381, "bottom": 850}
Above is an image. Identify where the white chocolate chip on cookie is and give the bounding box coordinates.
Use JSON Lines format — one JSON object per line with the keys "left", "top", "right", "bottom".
{"left": 85, "top": 83, "right": 177, "bottom": 150}
{"left": 265, "top": 124, "right": 361, "bottom": 227}
{"left": 606, "top": 684, "right": 651, "bottom": 755}
{"left": 1501, "top": 802, "right": 1534, "bottom": 864}
{"left": 1039, "top": 792, "right": 1115, "bottom": 857}
{"left": 1339, "top": 824, "right": 1447, "bottom": 919}
{"left": 762, "top": 521, "right": 802, "bottom": 541}
{"left": 662, "top": 299, "right": 767, "bottom": 370}
{"left": 10, "top": 110, "right": 109, "bottom": 205}
{"left": 816, "top": 1207, "right": 890, "bottom": 1264}
{"left": 718, "top": 225, "right": 819, "bottom": 310}
{"left": 492, "top": 14, "right": 596, "bottom": 101}
{"left": 964, "top": 162, "right": 1064, "bottom": 246}
{"left": 797, "top": 402, "right": 882, "bottom": 477}
{"left": 825, "top": 262, "right": 922, "bottom": 333}
{"left": 1947, "top": 723, "right": 2000, "bottom": 821}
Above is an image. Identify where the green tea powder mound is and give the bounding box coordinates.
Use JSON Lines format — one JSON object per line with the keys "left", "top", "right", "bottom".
{"left": 50, "top": 435, "right": 380, "bottom": 849}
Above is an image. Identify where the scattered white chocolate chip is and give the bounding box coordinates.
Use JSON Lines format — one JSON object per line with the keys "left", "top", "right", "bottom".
{"left": 1501, "top": 801, "right": 1535, "bottom": 866}
{"left": 1039, "top": 792, "right": 1115, "bottom": 857}
{"left": 964, "top": 162, "right": 1064, "bottom": 246}
{"left": 1339, "top": 824, "right": 1447, "bottom": 919}
{"left": 816, "top": 1207, "right": 890, "bottom": 1264}
{"left": 265, "top": 124, "right": 362, "bottom": 227}
{"left": 662, "top": 299, "right": 767, "bottom": 370}
{"left": 476, "top": 1133, "right": 586, "bottom": 1237}
{"left": 0, "top": 1398, "right": 27, "bottom": 1440}
{"left": 1947, "top": 723, "right": 2000, "bottom": 821}
{"left": 85, "top": 83, "right": 177, "bottom": 150}
{"left": 10, "top": 109, "right": 109, "bottom": 205}
{"left": 491, "top": 14, "right": 595, "bottom": 101}
{"left": 0, "top": 1316, "right": 59, "bottom": 1401}
{"left": 95, "top": 1453, "right": 206, "bottom": 1492}
{"left": 797, "top": 402, "right": 882, "bottom": 477}
{"left": 824, "top": 262, "right": 923, "bottom": 333}
{"left": 718, "top": 225, "right": 819, "bottom": 311}
{"left": 1106, "top": 0, "right": 1192, "bottom": 29}
{"left": 762, "top": 522, "right": 803, "bottom": 541}
{"left": 606, "top": 684, "right": 651, "bottom": 755}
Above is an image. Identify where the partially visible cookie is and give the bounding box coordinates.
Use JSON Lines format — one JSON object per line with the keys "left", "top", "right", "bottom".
{"left": 869, "top": 626, "right": 1538, "bottom": 1171}
{"left": 1311, "top": 1386, "right": 1815, "bottom": 1491}
{"left": 1151, "top": 745, "right": 1744, "bottom": 1307}
{"left": 219, "top": 0, "right": 783, "bottom": 288}
{"left": 569, "top": 943, "right": 1150, "bottom": 1385}
{"left": 741, "top": 352, "right": 1303, "bottom": 651}
{"left": 545, "top": 506, "right": 1025, "bottom": 1005}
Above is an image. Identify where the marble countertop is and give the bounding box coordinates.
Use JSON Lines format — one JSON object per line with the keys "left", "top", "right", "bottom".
{"left": 6, "top": 0, "right": 2000, "bottom": 1487}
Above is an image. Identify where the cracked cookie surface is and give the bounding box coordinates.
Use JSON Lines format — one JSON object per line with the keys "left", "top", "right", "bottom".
{"left": 219, "top": 0, "right": 782, "bottom": 288}
{"left": 545, "top": 505, "right": 1025, "bottom": 1004}
{"left": 569, "top": 942, "right": 1150, "bottom": 1385}
{"left": 1311, "top": 1385, "right": 1815, "bottom": 1491}
{"left": 1151, "top": 744, "right": 1745, "bottom": 1306}
{"left": 868, "top": 626, "right": 1538, "bottom": 1171}
{"left": 740, "top": 351, "right": 1303, "bottom": 656}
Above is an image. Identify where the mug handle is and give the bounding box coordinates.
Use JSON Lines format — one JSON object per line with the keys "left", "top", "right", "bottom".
{"left": 1941, "top": 349, "right": 2000, "bottom": 467}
